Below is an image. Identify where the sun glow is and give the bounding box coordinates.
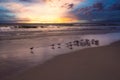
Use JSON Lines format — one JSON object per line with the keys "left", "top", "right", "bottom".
{"left": 2, "top": 0, "right": 83, "bottom": 23}
{"left": 26, "top": 15, "right": 77, "bottom": 23}
{"left": 23, "top": 2, "right": 77, "bottom": 23}
{"left": 27, "top": 17, "right": 76, "bottom": 23}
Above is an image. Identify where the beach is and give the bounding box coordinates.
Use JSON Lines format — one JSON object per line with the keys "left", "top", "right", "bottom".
{"left": 8, "top": 41, "right": 120, "bottom": 80}
{"left": 1, "top": 30, "right": 120, "bottom": 80}
{"left": 0, "top": 0, "right": 120, "bottom": 79}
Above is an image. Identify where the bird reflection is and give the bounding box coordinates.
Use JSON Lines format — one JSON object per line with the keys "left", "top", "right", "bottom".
{"left": 30, "top": 47, "right": 34, "bottom": 54}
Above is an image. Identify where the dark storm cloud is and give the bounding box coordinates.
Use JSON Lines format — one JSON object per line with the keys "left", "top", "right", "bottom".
{"left": 92, "top": 2, "right": 104, "bottom": 11}
{"left": 73, "top": 2, "right": 104, "bottom": 16}
{"left": 75, "top": 1, "right": 120, "bottom": 16}
{"left": 109, "top": 3, "right": 120, "bottom": 10}
{"left": 71, "top": 0, "right": 120, "bottom": 22}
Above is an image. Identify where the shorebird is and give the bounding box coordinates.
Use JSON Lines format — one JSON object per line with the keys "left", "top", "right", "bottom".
{"left": 73, "top": 40, "right": 79, "bottom": 46}
{"left": 30, "top": 47, "right": 34, "bottom": 54}
{"left": 95, "top": 40, "right": 99, "bottom": 46}
{"left": 30, "top": 47, "right": 34, "bottom": 50}
{"left": 66, "top": 42, "right": 73, "bottom": 49}
{"left": 85, "top": 39, "right": 91, "bottom": 46}
{"left": 57, "top": 43, "right": 61, "bottom": 48}
{"left": 51, "top": 44, "right": 55, "bottom": 49}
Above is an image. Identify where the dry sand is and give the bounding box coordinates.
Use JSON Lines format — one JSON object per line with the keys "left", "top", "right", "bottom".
{"left": 9, "top": 41, "right": 120, "bottom": 80}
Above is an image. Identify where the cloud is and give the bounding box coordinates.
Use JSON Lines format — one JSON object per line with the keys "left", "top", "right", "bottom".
{"left": 19, "top": 0, "right": 43, "bottom": 3}
{"left": 19, "top": 0, "right": 32, "bottom": 2}
{"left": 0, "top": 7, "right": 17, "bottom": 23}
{"left": 74, "top": 0, "right": 120, "bottom": 16}
{"left": 0, "top": 0, "right": 120, "bottom": 23}
{"left": 92, "top": 2, "right": 104, "bottom": 10}
{"left": 61, "top": 3, "right": 74, "bottom": 9}
{"left": 109, "top": 3, "right": 120, "bottom": 10}
{"left": 0, "top": 0, "right": 8, "bottom": 2}
{"left": 0, "top": 4, "right": 31, "bottom": 23}
{"left": 0, "top": 0, "right": 84, "bottom": 23}
{"left": 71, "top": 0, "right": 120, "bottom": 22}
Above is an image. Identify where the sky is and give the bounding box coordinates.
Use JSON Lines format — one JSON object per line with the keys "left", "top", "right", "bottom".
{"left": 0, "top": 0, "right": 120, "bottom": 23}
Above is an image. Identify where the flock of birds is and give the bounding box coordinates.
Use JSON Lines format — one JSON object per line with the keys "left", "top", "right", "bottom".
{"left": 50, "top": 39, "right": 99, "bottom": 49}
{"left": 30, "top": 39, "right": 99, "bottom": 54}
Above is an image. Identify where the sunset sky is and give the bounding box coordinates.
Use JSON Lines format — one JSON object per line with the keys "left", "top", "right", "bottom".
{"left": 0, "top": 0, "right": 120, "bottom": 23}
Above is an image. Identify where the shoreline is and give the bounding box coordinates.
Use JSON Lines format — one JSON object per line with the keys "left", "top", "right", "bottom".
{"left": 8, "top": 40, "right": 120, "bottom": 80}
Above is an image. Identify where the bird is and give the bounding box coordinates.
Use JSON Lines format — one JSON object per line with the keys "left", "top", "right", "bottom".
{"left": 30, "top": 47, "right": 34, "bottom": 54}
{"left": 51, "top": 44, "right": 55, "bottom": 49}
{"left": 30, "top": 47, "right": 34, "bottom": 50}
{"left": 57, "top": 43, "right": 61, "bottom": 48}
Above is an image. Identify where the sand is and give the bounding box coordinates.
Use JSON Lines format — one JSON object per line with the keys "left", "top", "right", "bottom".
{"left": 9, "top": 41, "right": 120, "bottom": 80}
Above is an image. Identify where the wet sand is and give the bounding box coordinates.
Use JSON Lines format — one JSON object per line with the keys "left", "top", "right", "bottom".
{"left": 8, "top": 41, "right": 120, "bottom": 80}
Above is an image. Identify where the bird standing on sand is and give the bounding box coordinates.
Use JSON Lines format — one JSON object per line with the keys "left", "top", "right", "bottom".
{"left": 66, "top": 42, "right": 73, "bottom": 49}
{"left": 57, "top": 43, "right": 61, "bottom": 48}
{"left": 30, "top": 47, "right": 34, "bottom": 54}
{"left": 51, "top": 44, "right": 55, "bottom": 49}
{"left": 30, "top": 47, "right": 33, "bottom": 50}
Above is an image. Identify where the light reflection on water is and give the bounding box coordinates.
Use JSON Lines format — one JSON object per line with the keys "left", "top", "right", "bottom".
{"left": 0, "top": 32, "right": 120, "bottom": 79}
